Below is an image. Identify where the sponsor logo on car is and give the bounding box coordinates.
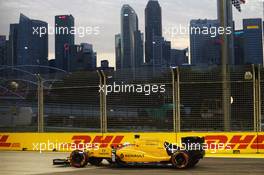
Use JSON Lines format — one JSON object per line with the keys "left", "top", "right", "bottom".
{"left": 124, "top": 154, "right": 144, "bottom": 158}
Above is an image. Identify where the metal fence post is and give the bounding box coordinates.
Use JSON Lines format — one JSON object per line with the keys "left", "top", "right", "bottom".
{"left": 97, "top": 70, "right": 107, "bottom": 133}
{"left": 258, "top": 64, "right": 262, "bottom": 132}
{"left": 252, "top": 65, "right": 257, "bottom": 132}
{"left": 171, "top": 68, "right": 176, "bottom": 133}
{"left": 222, "top": 65, "right": 231, "bottom": 131}
{"left": 253, "top": 64, "right": 262, "bottom": 132}
{"left": 37, "top": 74, "right": 44, "bottom": 133}
{"left": 176, "top": 67, "right": 181, "bottom": 132}
{"left": 171, "top": 67, "right": 181, "bottom": 133}
{"left": 97, "top": 70, "right": 103, "bottom": 133}
{"left": 101, "top": 71, "right": 107, "bottom": 133}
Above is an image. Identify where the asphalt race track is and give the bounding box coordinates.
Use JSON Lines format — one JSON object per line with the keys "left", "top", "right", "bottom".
{"left": 0, "top": 151, "right": 263, "bottom": 175}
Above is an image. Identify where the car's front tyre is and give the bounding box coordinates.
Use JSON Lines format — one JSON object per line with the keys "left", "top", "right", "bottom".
{"left": 70, "top": 150, "right": 88, "bottom": 168}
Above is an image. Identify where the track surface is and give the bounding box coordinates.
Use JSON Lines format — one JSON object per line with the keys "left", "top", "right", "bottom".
{"left": 0, "top": 151, "right": 263, "bottom": 175}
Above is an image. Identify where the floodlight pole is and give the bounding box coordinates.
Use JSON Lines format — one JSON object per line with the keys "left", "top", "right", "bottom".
{"left": 218, "top": 0, "right": 231, "bottom": 131}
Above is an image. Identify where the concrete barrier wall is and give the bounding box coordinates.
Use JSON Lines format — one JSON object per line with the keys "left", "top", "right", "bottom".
{"left": 0, "top": 132, "right": 263, "bottom": 155}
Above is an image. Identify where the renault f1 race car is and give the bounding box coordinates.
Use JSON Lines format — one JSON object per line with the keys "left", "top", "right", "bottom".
{"left": 53, "top": 136, "right": 205, "bottom": 169}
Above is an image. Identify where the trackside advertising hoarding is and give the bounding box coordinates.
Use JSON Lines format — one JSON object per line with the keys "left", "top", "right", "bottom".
{"left": 0, "top": 132, "right": 263, "bottom": 155}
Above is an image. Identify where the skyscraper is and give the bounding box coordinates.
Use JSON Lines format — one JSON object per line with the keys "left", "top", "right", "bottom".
{"left": 145, "top": 0, "right": 162, "bottom": 63}
{"left": 234, "top": 30, "right": 245, "bottom": 65}
{"left": 16, "top": 14, "right": 48, "bottom": 68}
{"left": 55, "top": 15, "right": 74, "bottom": 71}
{"left": 0, "top": 36, "right": 5, "bottom": 45}
{"left": 134, "top": 30, "right": 144, "bottom": 68}
{"left": 170, "top": 48, "right": 188, "bottom": 66}
{"left": 0, "top": 36, "right": 8, "bottom": 66}
{"left": 8, "top": 24, "right": 18, "bottom": 66}
{"left": 120, "top": 4, "right": 143, "bottom": 71}
{"left": 152, "top": 36, "right": 164, "bottom": 66}
{"left": 101, "top": 60, "right": 109, "bottom": 69}
{"left": 150, "top": 37, "right": 171, "bottom": 67}
{"left": 69, "top": 43, "right": 97, "bottom": 72}
{"left": 163, "top": 40, "right": 171, "bottom": 66}
{"left": 190, "top": 19, "right": 221, "bottom": 65}
{"left": 115, "top": 34, "right": 121, "bottom": 70}
{"left": 99, "top": 60, "right": 114, "bottom": 71}
{"left": 243, "top": 18, "right": 263, "bottom": 64}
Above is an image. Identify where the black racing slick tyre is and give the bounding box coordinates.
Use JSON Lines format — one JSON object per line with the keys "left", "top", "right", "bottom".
{"left": 88, "top": 157, "right": 103, "bottom": 166}
{"left": 70, "top": 150, "right": 88, "bottom": 168}
{"left": 171, "top": 151, "right": 190, "bottom": 169}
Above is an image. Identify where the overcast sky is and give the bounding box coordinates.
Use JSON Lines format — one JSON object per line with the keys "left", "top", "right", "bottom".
{"left": 0, "top": 0, "right": 263, "bottom": 67}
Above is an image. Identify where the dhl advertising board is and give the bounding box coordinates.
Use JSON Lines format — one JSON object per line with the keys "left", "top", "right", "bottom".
{"left": 0, "top": 132, "right": 263, "bottom": 155}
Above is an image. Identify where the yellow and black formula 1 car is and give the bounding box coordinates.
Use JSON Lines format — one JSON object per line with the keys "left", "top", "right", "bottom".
{"left": 53, "top": 136, "right": 205, "bottom": 169}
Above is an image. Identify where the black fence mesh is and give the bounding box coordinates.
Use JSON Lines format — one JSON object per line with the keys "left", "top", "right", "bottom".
{"left": 105, "top": 68, "right": 173, "bottom": 132}
{"left": 0, "top": 65, "right": 262, "bottom": 132}
{"left": 260, "top": 66, "right": 264, "bottom": 131}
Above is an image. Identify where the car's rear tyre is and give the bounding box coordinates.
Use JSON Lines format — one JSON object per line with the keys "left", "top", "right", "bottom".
{"left": 70, "top": 150, "right": 88, "bottom": 168}
{"left": 171, "top": 151, "right": 190, "bottom": 169}
{"left": 88, "top": 157, "right": 103, "bottom": 166}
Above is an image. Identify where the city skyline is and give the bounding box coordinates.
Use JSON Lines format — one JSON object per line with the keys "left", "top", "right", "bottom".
{"left": 0, "top": 0, "right": 263, "bottom": 67}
